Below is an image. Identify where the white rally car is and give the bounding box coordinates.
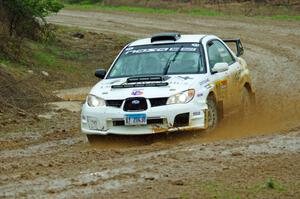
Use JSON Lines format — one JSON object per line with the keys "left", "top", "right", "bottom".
{"left": 81, "top": 33, "right": 255, "bottom": 141}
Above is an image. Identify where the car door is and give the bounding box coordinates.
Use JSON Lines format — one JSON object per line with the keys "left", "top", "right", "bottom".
{"left": 207, "top": 40, "right": 239, "bottom": 111}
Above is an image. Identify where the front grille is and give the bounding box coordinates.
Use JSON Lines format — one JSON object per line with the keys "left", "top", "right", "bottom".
{"left": 123, "top": 97, "right": 147, "bottom": 112}
{"left": 149, "top": 98, "right": 168, "bottom": 107}
{"left": 106, "top": 100, "right": 123, "bottom": 108}
{"left": 147, "top": 118, "right": 164, "bottom": 125}
{"left": 113, "top": 120, "right": 125, "bottom": 126}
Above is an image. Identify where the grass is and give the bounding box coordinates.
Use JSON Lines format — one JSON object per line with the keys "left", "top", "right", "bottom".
{"left": 27, "top": 41, "right": 80, "bottom": 74}
{"left": 192, "top": 178, "right": 291, "bottom": 199}
{"left": 64, "top": 3, "right": 224, "bottom": 17}
{"left": 196, "top": 181, "right": 241, "bottom": 199}
{"left": 64, "top": 3, "right": 300, "bottom": 21}
{"left": 34, "top": 50, "right": 57, "bottom": 68}
{"left": 0, "top": 25, "right": 131, "bottom": 91}
{"left": 0, "top": 54, "right": 30, "bottom": 75}
{"left": 265, "top": 178, "right": 287, "bottom": 193}
{"left": 253, "top": 14, "right": 300, "bottom": 21}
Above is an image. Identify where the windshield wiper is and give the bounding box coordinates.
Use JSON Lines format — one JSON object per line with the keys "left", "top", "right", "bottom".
{"left": 163, "top": 45, "right": 183, "bottom": 75}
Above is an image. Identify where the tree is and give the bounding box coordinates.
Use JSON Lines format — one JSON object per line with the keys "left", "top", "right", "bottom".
{"left": 0, "top": 0, "right": 63, "bottom": 37}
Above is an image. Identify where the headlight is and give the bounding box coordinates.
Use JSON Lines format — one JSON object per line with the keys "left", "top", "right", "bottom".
{"left": 86, "top": 94, "right": 105, "bottom": 107}
{"left": 166, "top": 89, "right": 195, "bottom": 105}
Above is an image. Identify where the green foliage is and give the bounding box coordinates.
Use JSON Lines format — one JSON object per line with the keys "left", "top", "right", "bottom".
{"left": 0, "top": 0, "right": 64, "bottom": 37}
{"left": 63, "top": 0, "right": 299, "bottom": 20}
{"left": 64, "top": 3, "right": 299, "bottom": 21}
{"left": 266, "top": 178, "right": 275, "bottom": 189}
{"left": 196, "top": 181, "right": 241, "bottom": 199}
{"left": 65, "top": 4, "right": 223, "bottom": 17}
{"left": 0, "top": 0, "right": 64, "bottom": 60}
{"left": 64, "top": 0, "right": 103, "bottom": 3}
{"left": 2, "top": 0, "right": 63, "bottom": 19}
{"left": 265, "top": 178, "right": 287, "bottom": 192}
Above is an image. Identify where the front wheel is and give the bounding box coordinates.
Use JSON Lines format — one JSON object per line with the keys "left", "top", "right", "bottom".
{"left": 207, "top": 97, "right": 219, "bottom": 130}
{"left": 86, "top": 134, "right": 98, "bottom": 144}
{"left": 240, "top": 87, "right": 254, "bottom": 120}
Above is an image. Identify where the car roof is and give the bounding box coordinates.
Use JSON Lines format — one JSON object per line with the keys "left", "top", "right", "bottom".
{"left": 129, "top": 34, "right": 210, "bottom": 47}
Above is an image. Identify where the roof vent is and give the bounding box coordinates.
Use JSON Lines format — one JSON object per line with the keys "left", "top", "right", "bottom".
{"left": 151, "top": 32, "right": 181, "bottom": 43}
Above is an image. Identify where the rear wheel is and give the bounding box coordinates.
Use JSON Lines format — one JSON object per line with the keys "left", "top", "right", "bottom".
{"left": 207, "top": 97, "right": 219, "bottom": 130}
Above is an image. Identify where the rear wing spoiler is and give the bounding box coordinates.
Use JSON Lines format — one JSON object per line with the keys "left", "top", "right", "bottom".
{"left": 223, "top": 38, "right": 244, "bottom": 57}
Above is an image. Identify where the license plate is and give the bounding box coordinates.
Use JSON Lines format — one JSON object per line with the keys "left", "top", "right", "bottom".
{"left": 124, "top": 114, "right": 147, "bottom": 126}
{"left": 87, "top": 117, "right": 98, "bottom": 130}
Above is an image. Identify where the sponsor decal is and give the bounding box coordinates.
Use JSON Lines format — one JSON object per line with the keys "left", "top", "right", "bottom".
{"left": 199, "top": 78, "right": 209, "bottom": 85}
{"left": 177, "top": 76, "right": 193, "bottom": 80}
{"left": 124, "top": 47, "right": 197, "bottom": 55}
{"left": 197, "top": 93, "right": 203, "bottom": 97}
{"left": 215, "top": 79, "right": 228, "bottom": 99}
{"left": 193, "top": 112, "right": 201, "bottom": 116}
{"left": 216, "top": 80, "right": 227, "bottom": 89}
{"left": 101, "top": 86, "right": 110, "bottom": 89}
{"left": 205, "top": 83, "right": 213, "bottom": 89}
{"left": 131, "top": 90, "right": 144, "bottom": 96}
{"left": 125, "top": 47, "right": 134, "bottom": 51}
{"left": 169, "top": 81, "right": 180, "bottom": 85}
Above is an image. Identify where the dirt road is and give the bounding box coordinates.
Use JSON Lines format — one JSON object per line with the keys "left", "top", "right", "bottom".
{"left": 1, "top": 9, "right": 300, "bottom": 198}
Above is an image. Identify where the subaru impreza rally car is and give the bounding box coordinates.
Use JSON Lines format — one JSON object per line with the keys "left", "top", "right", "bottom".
{"left": 81, "top": 33, "right": 255, "bottom": 140}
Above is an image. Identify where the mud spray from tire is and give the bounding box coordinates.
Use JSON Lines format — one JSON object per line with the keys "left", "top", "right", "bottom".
{"left": 87, "top": 70, "right": 300, "bottom": 148}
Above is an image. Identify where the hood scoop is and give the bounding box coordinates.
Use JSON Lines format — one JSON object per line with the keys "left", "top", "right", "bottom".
{"left": 127, "top": 75, "right": 164, "bottom": 83}
{"left": 111, "top": 75, "right": 169, "bottom": 89}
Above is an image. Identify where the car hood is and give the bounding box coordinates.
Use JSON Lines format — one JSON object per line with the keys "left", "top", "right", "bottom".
{"left": 89, "top": 74, "right": 208, "bottom": 100}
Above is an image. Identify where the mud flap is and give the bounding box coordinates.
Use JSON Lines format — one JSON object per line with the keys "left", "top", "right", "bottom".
{"left": 204, "top": 109, "right": 209, "bottom": 129}
{"left": 217, "top": 101, "right": 224, "bottom": 121}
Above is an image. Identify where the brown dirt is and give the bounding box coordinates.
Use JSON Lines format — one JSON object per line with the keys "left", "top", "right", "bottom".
{"left": 0, "top": 68, "right": 50, "bottom": 111}
{"left": 0, "top": 9, "right": 299, "bottom": 198}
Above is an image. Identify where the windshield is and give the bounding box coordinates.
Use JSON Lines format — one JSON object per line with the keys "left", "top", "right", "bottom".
{"left": 107, "top": 43, "right": 206, "bottom": 78}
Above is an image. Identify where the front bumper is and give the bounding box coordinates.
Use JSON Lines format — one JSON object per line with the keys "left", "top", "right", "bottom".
{"left": 81, "top": 102, "right": 208, "bottom": 135}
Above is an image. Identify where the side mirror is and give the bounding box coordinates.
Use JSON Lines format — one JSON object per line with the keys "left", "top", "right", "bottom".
{"left": 95, "top": 69, "right": 107, "bottom": 79}
{"left": 212, "top": 62, "right": 229, "bottom": 73}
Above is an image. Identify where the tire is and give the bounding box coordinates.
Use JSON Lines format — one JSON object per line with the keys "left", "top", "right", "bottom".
{"left": 240, "top": 87, "right": 253, "bottom": 120}
{"left": 207, "top": 96, "right": 219, "bottom": 130}
{"left": 86, "top": 134, "right": 98, "bottom": 144}
{"left": 86, "top": 134, "right": 121, "bottom": 147}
